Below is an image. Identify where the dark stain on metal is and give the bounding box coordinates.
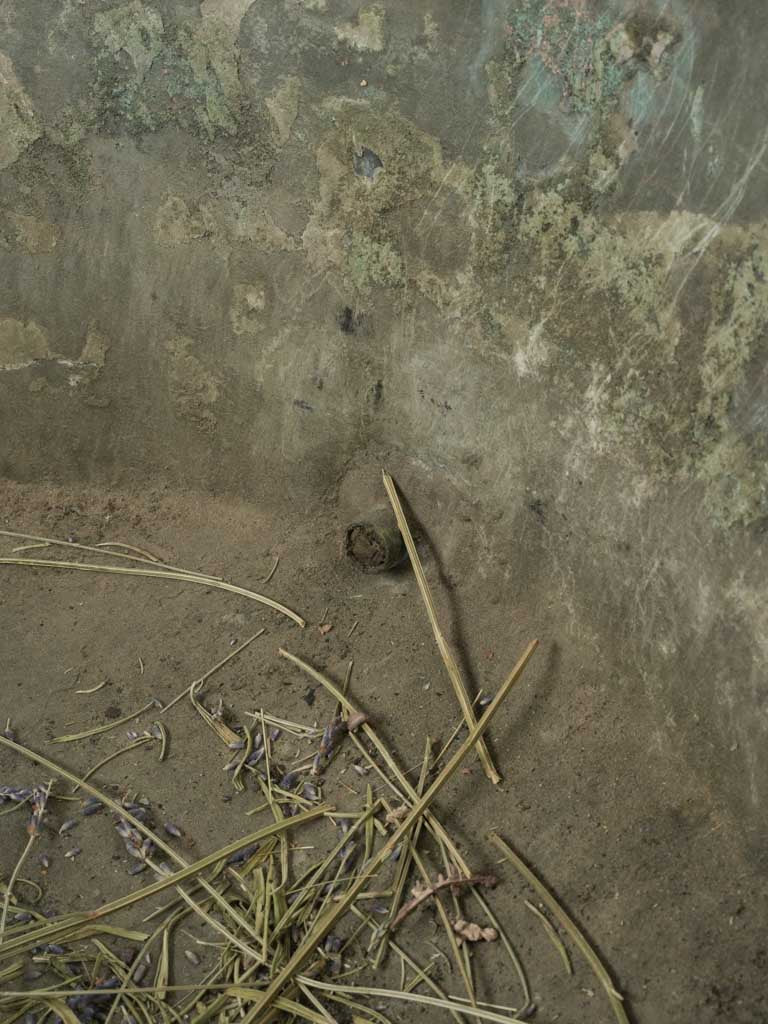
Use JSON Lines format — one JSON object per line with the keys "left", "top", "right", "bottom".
{"left": 337, "top": 306, "right": 356, "bottom": 333}
{"left": 353, "top": 146, "right": 384, "bottom": 180}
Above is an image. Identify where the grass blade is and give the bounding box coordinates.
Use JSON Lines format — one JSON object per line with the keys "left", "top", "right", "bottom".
{"left": 524, "top": 899, "right": 572, "bottom": 975}
{"left": 156, "top": 926, "right": 170, "bottom": 1001}
{"left": 488, "top": 833, "right": 629, "bottom": 1024}
{"left": 54, "top": 702, "right": 157, "bottom": 743}
{"left": 381, "top": 470, "right": 499, "bottom": 785}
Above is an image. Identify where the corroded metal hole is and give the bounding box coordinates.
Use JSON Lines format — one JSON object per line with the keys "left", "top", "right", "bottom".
{"left": 343, "top": 509, "right": 405, "bottom": 573}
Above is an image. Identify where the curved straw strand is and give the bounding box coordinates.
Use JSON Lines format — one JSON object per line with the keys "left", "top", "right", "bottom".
{"left": 0, "top": 558, "right": 305, "bottom": 627}
{"left": 0, "top": 529, "right": 220, "bottom": 579}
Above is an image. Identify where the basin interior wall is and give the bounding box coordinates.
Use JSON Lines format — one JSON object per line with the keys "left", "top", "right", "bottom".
{"left": 1, "top": 3, "right": 767, "bottom": 1022}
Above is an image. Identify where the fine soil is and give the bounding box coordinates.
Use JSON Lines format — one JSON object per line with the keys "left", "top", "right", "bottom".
{"left": 0, "top": 479, "right": 764, "bottom": 1024}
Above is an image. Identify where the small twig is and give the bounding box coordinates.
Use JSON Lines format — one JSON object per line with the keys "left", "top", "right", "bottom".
{"left": 95, "top": 541, "right": 162, "bottom": 562}
{"left": 262, "top": 556, "right": 279, "bottom": 584}
{"left": 393, "top": 872, "right": 497, "bottom": 929}
{"left": 152, "top": 721, "right": 169, "bottom": 761}
{"left": 74, "top": 679, "right": 108, "bottom": 695}
{"left": 524, "top": 900, "right": 572, "bottom": 975}
{"left": 72, "top": 736, "right": 153, "bottom": 792}
{"left": 162, "top": 631, "right": 265, "bottom": 713}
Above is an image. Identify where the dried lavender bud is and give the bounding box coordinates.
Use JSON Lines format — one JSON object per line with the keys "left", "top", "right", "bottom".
{"left": 163, "top": 822, "right": 182, "bottom": 838}
{"left": 63, "top": 847, "right": 81, "bottom": 860}
{"left": 58, "top": 819, "right": 78, "bottom": 835}
{"left": 279, "top": 770, "right": 299, "bottom": 790}
{"left": 227, "top": 842, "right": 258, "bottom": 865}
{"left": 340, "top": 841, "right": 356, "bottom": 863}
{"left": 93, "top": 977, "right": 120, "bottom": 996}
{"left": 0, "top": 785, "right": 30, "bottom": 803}
{"left": 29, "top": 784, "right": 51, "bottom": 835}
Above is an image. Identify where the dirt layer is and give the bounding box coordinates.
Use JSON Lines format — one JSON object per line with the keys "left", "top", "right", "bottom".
{"left": 1, "top": 480, "right": 765, "bottom": 1024}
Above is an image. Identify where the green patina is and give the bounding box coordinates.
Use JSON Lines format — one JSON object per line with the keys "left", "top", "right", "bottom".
{"left": 91, "top": 2, "right": 240, "bottom": 137}
{"left": 506, "top": 0, "right": 628, "bottom": 114}
{"left": 345, "top": 231, "right": 405, "bottom": 291}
